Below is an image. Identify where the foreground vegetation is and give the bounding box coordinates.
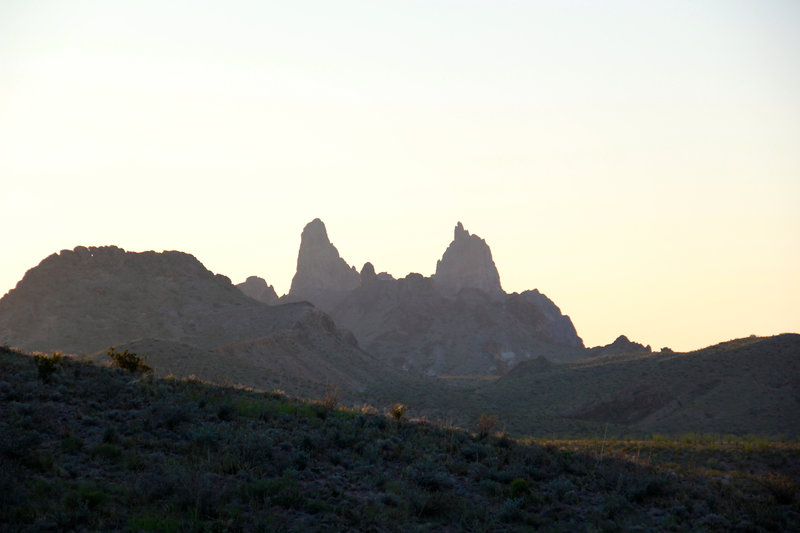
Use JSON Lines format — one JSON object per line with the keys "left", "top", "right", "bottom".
{"left": 1, "top": 346, "right": 798, "bottom": 531}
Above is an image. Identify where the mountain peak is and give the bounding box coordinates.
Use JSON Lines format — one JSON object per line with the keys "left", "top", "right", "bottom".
{"left": 433, "top": 222, "right": 503, "bottom": 297}
{"left": 289, "top": 219, "right": 360, "bottom": 298}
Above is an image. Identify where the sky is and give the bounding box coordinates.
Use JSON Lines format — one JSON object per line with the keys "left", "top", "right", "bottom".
{"left": 1, "top": 0, "right": 798, "bottom": 352}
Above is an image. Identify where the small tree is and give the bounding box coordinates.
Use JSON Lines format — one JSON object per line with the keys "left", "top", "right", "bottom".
{"left": 107, "top": 347, "right": 152, "bottom": 373}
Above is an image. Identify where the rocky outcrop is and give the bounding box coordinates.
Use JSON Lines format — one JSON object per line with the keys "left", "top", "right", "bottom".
{"left": 588, "top": 335, "right": 652, "bottom": 358}
{"left": 287, "top": 219, "right": 360, "bottom": 306}
{"left": 237, "top": 276, "right": 279, "bottom": 304}
{"left": 433, "top": 222, "right": 503, "bottom": 297}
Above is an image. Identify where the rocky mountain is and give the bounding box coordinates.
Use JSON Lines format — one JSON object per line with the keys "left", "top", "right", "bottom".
{"left": 0, "top": 246, "right": 394, "bottom": 393}
{"left": 236, "top": 275, "right": 279, "bottom": 304}
{"left": 280, "top": 219, "right": 584, "bottom": 375}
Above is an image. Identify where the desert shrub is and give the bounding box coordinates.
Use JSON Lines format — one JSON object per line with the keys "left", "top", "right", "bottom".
{"left": 759, "top": 472, "right": 798, "bottom": 504}
{"left": 216, "top": 403, "right": 236, "bottom": 421}
{"left": 406, "top": 461, "right": 453, "bottom": 491}
{"left": 389, "top": 403, "right": 407, "bottom": 421}
{"left": 321, "top": 386, "right": 341, "bottom": 411}
{"left": 33, "top": 351, "right": 64, "bottom": 382}
{"left": 510, "top": 478, "right": 531, "bottom": 498}
{"left": 476, "top": 414, "right": 499, "bottom": 439}
{"left": 88, "top": 443, "right": 123, "bottom": 461}
{"left": 61, "top": 434, "right": 84, "bottom": 454}
{"left": 107, "top": 347, "right": 151, "bottom": 373}
{"left": 499, "top": 497, "right": 524, "bottom": 522}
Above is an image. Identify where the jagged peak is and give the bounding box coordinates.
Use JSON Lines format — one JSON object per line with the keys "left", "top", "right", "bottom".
{"left": 290, "top": 218, "right": 360, "bottom": 296}
{"left": 433, "top": 222, "right": 503, "bottom": 296}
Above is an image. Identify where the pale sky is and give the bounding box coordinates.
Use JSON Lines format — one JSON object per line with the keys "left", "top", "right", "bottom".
{"left": 1, "top": 1, "right": 798, "bottom": 352}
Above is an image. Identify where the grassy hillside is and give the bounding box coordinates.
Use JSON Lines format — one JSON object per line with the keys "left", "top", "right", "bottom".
{"left": 2, "top": 346, "right": 798, "bottom": 531}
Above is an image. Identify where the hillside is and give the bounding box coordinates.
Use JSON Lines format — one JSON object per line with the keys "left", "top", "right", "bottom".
{"left": 484, "top": 334, "right": 800, "bottom": 438}
{"left": 0, "top": 246, "right": 400, "bottom": 394}
{"left": 2, "top": 346, "right": 798, "bottom": 531}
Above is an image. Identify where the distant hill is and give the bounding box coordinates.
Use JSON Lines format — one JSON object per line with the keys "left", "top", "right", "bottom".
{"left": 0, "top": 246, "right": 398, "bottom": 394}
{"left": 279, "top": 219, "right": 585, "bottom": 375}
{"left": 485, "top": 334, "right": 800, "bottom": 437}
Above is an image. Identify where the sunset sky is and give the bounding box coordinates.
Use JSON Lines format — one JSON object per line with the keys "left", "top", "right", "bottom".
{"left": 2, "top": 1, "right": 798, "bottom": 352}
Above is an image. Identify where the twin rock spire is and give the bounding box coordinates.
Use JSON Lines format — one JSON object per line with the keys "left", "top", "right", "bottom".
{"left": 289, "top": 219, "right": 503, "bottom": 300}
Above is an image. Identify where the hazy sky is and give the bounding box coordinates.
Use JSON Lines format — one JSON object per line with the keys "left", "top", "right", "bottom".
{"left": 2, "top": 1, "right": 798, "bottom": 351}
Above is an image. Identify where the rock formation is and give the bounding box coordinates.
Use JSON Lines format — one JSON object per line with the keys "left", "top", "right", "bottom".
{"left": 287, "top": 218, "right": 360, "bottom": 307}
{"left": 433, "top": 222, "right": 503, "bottom": 297}
{"left": 277, "top": 219, "right": 585, "bottom": 375}
{"left": 237, "top": 275, "right": 279, "bottom": 304}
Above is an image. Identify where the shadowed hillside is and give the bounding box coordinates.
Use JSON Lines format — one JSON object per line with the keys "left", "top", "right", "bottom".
{"left": 2, "top": 346, "right": 797, "bottom": 531}
{"left": 484, "top": 334, "right": 800, "bottom": 438}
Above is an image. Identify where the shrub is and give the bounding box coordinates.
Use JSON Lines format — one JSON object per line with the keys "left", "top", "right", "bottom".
{"left": 390, "top": 403, "right": 407, "bottom": 421}
{"left": 33, "top": 352, "right": 64, "bottom": 383}
{"left": 510, "top": 478, "right": 531, "bottom": 498}
{"left": 321, "top": 386, "right": 341, "bottom": 411}
{"left": 476, "top": 414, "right": 499, "bottom": 439}
{"left": 107, "top": 347, "right": 152, "bottom": 373}
{"left": 759, "top": 472, "right": 798, "bottom": 504}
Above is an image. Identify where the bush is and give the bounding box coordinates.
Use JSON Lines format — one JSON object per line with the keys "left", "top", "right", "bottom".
{"left": 510, "top": 478, "right": 531, "bottom": 498}
{"left": 107, "top": 347, "right": 151, "bottom": 373}
{"left": 476, "top": 414, "right": 499, "bottom": 439}
{"left": 33, "top": 352, "right": 64, "bottom": 383}
{"left": 390, "top": 403, "right": 407, "bottom": 421}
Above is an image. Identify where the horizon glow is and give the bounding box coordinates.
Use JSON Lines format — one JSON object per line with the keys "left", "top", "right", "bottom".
{"left": 1, "top": 1, "right": 798, "bottom": 352}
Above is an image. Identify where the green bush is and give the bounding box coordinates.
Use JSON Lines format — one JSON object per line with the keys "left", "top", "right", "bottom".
{"left": 510, "top": 478, "right": 531, "bottom": 498}
{"left": 33, "top": 352, "right": 64, "bottom": 382}
{"left": 107, "top": 347, "right": 152, "bottom": 373}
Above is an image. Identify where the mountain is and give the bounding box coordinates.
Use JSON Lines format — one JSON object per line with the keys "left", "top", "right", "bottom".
{"left": 236, "top": 275, "right": 279, "bottom": 305}
{"left": 282, "top": 219, "right": 584, "bottom": 375}
{"left": 0, "top": 245, "right": 394, "bottom": 393}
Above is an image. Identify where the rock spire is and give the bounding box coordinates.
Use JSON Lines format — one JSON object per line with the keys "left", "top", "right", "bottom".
{"left": 433, "top": 222, "right": 503, "bottom": 296}
{"left": 289, "top": 219, "right": 360, "bottom": 299}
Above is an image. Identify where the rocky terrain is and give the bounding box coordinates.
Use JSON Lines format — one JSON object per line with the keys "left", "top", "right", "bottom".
{"left": 0, "top": 246, "right": 398, "bottom": 394}
{"left": 280, "top": 219, "right": 584, "bottom": 375}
